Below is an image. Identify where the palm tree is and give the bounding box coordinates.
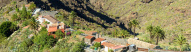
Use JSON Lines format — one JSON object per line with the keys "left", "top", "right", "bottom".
{"left": 174, "top": 34, "right": 187, "bottom": 51}
{"left": 146, "top": 25, "right": 154, "bottom": 40}
{"left": 152, "top": 26, "right": 165, "bottom": 45}
{"left": 128, "top": 19, "right": 140, "bottom": 37}
{"left": 29, "top": 17, "right": 39, "bottom": 35}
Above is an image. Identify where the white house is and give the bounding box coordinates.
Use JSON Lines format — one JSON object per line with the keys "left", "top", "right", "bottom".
{"left": 101, "top": 42, "right": 126, "bottom": 52}
{"left": 37, "top": 15, "right": 60, "bottom": 25}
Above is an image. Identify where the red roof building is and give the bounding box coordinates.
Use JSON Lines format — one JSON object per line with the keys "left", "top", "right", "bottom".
{"left": 48, "top": 26, "right": 57, "bottom": 32}
{"left": 85, "top": 36, "right": 94, "bottom": 39}
{"left": 94, "top": 38, "right": 105, "bottom": 42}
{"left": 101, "top": 42, "right": 116, "bottom": 47}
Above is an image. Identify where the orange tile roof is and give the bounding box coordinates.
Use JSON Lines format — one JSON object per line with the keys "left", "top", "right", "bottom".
{"left": 85, "top": 35, "right": 94, "bottom": 39}
{"left": 111, "top": 45, "right": 126, "bottom": 49}
{"left": 94, "top": 38, "right": 105, "bottom": 42}
{"left": 60, "top": 29, "right": 65, "bottom": 33}
{"left": 137, "top": 47, "right": 148, "bottom": 51}
{"left": 48, "top": 26, "right": 58, "bottom": 32}
{"left": 101, "top": 42, "right": 115, "bottom": 47}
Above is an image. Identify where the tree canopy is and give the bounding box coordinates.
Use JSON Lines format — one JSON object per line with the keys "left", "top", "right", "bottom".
{"left": 174, "top": 34, "right": 187, "bottom": 51}
{"left": 33, "top": 28, "right": 57, "bottom": 50}
{"left": 0, "top": 21, "right": 17, "bottom": 37}
{"left": 152, "top": 26, "right": 165, "bottom": 45}
{"left": 55, "top": 30, "right": 64, "bottom": 39}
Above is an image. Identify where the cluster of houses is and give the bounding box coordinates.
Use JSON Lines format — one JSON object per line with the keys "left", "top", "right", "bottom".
{"left": 80, "top": 30, "right": 161, "bottom": 52}
{"left": 23, "top": 4, "right": 166, "bottom": 52}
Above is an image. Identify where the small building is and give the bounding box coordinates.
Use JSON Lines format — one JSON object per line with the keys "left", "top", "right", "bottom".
{"left": 93, "top": 38, "right": 105, "bottom": 44}
{"left": 84, "top": 35, "right": 95, "bottom": 45}
{"left": 101, "top": 42, "right": 126, "bottom": 52}
{"left": 47, "top": 26, "right": 58, "bottom": 34}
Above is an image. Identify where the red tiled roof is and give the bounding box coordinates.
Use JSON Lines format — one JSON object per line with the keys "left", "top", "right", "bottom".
{"left": 94, "top": 38, "right": 105, "bottom": 42}
{"left": 101, "top": 42, "right": 115, "bottom": 47}
{"left": 85, "top": 36, "right": 94, "bottom": 39}
{"left": 137, "top": 47, "right": 148, "bottom": 52}
{"left": 111, "top": 45, "right": 126, "bottom": 49}
{"left": 48, "top": 26, "right": 57, "bottom": 32}
{"left": 60, "top": 29, "right": 65, "bottom": 33}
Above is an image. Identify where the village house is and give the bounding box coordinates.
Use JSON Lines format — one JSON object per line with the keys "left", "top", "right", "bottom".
{"left": 38, "top": 15, "right": 60, "bottom": 25}
{"left": 101, "top": 42, "right": 126, "bottom": 52}
{"left": 84, "top": 35, "right": 96, "bottom": 45}
{"left": 93, "top": 38, "right": 105, "bottom": 44}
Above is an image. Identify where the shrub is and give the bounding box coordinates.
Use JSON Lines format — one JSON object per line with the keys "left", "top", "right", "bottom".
{"left": 22, "top": 20, "right": 29, "bottom": 27}
{"left": 90, "top": 46, "right": 95, "bottom": 49}
{"left": 28, "top": 2, "right": 36, "bottom": 10}
{"left": 72, "top": 31, "right": 84, "bottom": 35}
{"left": 11, "top": 14, "right": 19, "bottom": 21}
{"left": 33, "top": 30, "right": 57, "bottom": 50}
{"left": 108, "top": 49, "right": 114, "bottom": 52}
{"left": 0, "top": 21, "right": 17, "bottom": 37}
{"left": 55, "top": 30, "right": 64, "bottom": 39}
{"left": 94, "top": 42, "right": 101, "bottom": 48}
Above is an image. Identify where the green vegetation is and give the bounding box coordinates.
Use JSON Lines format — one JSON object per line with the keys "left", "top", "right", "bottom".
{"left": 28, "top": 2, "right": 36, "bottom": 10}
{"left": 55, "top": 30, "right": 64, "bottom": 39}
{"left": 0, "top": 21, "right": 17, "bottom": 37}
{"left": 174, "top": 34, "right": 187, "bottom": 51}
{"left": 146, "top": 25, "right": 154, "bottom": 40}
{"left": 33, "top": 27, "right": 57, "bottom": 50}
{"left": 94, "top": 42, "right": 101, "bottom": 48}
{"left": 69, "top": 11, "right": 77, "bottom": 27}
{"left": 108, "top": 49, "right": 114, "bottom": 52}
{"left": 151, "top": 26, "right": 165, "bottom": 45}
{"left": 128, "top": 19, "right": 140, "bottom": 37}
{"left": 29, "top": 17, "right": 39, "bottom": 34}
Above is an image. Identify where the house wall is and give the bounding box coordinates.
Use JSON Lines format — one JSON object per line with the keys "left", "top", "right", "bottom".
{"left": 105, "top": 46, "right": 109, "bottom": 52}
{"left": 85, "top": 39, "right": 91, "bottom": 45}
{"left": 90, "top": 37, "right": 96, "bottom": 44}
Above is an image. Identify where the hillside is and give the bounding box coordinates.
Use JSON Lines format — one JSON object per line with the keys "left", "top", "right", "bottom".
{"left": 0, "top": 0, "right": 190, "bottom": 51}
